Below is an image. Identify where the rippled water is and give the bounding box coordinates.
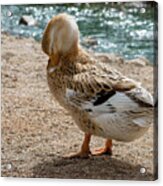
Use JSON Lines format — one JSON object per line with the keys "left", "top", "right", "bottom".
{"left": 1, "top": 2, "right": 157, "bottom": 64}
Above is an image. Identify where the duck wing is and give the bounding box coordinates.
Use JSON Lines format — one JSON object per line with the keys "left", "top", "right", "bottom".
{"left": 65, "top": 62, "right": 154, "bottom": 113}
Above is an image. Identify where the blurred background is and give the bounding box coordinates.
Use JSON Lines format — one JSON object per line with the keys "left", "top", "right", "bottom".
{"left": 1, "top": 2, "right": 157, "bottom": 64}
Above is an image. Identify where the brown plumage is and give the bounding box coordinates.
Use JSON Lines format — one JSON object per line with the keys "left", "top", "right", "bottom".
{"left": 42, "top": 13, "right": 154, "bottom": 158}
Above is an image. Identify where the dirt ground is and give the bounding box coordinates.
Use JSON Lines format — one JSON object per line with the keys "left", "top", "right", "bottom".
{"left": 1, "top": 34, "right": 157, "bottom": 180}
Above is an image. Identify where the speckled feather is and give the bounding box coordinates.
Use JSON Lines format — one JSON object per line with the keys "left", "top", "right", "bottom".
{"left": 43, "top": 13, "right": 154, "bottom": 142}
{"left": 47, "top": 50, "right": 153, "bottom": 141}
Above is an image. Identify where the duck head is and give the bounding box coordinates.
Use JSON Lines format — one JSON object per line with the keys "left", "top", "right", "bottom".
{"left": 42, "top": 13, "right": 79, "bottom": 66}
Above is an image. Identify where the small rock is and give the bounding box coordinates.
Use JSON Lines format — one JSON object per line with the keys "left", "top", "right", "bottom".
{"left": 82, "top": 37, "right": 98, "bottom": 46}
{"left": 19, "top": 15, "right": 37, "bottom": 26}
{"left": 12, "top": 76, "right": 17, "bottom": 82}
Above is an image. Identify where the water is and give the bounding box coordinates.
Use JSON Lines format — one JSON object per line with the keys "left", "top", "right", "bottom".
{"left": 1, "top": 2, "right": 157, "bottom": 64}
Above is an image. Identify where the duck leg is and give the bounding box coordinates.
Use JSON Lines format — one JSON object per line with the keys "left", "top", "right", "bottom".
{"left": 92, "top": 139, "right": 112, "bottom": 156}
{"left": 65, "top": 133, "right": 91, "bottom": 158}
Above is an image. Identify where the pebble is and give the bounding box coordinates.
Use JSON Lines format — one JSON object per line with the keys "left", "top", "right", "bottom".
{"left": 19, "top": 15, "right": 37, "bottom": 26}
{"left": 82, "top": 37, "right": 98, "bottom": 46}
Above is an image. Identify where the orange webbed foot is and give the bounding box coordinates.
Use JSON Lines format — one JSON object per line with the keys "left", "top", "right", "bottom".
{"left": 92, "top": 147, "right": 112, "bottom": 156}
{"left": 64, "top": 133, "right": 91, "bottom": 159}
{"left": 92, "top": 139, "right": 112, "bottom": 156}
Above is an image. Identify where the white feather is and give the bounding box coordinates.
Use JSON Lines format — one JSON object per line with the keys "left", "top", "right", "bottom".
{"left": 65, "top": 88, "right": 152, "bottom": 141}
{"left": 48, "top": 66, "right": 57, "bottom": 74}
{"left": 82, "top": 92, "right": 139, "bottom": 115}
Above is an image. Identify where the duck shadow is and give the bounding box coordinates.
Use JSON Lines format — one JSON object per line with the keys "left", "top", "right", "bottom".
{"left": 32, "top": 154, "right": 155, "bottom": 180}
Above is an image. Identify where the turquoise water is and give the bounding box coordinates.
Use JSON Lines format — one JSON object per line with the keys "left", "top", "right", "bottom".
{"left": 1, "top": 2, "right": 157, "bottom": 64}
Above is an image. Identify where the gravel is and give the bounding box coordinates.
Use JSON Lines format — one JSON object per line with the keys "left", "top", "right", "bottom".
{"left": 1, "top": 34, "right": 157, "bottom": 180}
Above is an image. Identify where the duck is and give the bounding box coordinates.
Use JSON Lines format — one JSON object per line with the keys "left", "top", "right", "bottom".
{"left": 42, "top": 13, "right": 154, "bottom": 158}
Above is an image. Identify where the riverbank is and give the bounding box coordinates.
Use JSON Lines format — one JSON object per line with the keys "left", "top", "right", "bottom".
{"left": 1, "top": 3, "right": 156, "bottom": 62}
{"left": 1, "top": 33, "right": 156, "bottom": 180}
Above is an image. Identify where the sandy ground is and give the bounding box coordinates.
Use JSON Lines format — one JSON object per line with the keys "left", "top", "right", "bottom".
{"left": 1, "top": 34, "right": 157, "bottom": 180}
